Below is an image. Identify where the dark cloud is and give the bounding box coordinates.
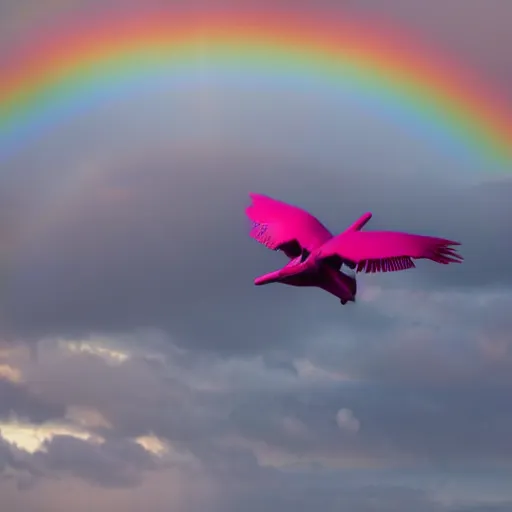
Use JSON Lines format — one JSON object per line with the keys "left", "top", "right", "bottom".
{"left": 0, "top": 333, "right": 511, "bottom": 509}
{"left": 0, "top": 437, "right": 22, "bottom": 473}
{"left": 1, "top": 155, "right": 510, "bottom": 354}
{"left": 34, "top": 435, "right": 158, "bottom": 488}
{"left": 11, "top": 329, "right": 512, "bottom": 474}
{"left": 0, "top": 378, "right": 65, "bottom": 424}
{"left": 0, "top": 430, "right": 162, "bottom": 490}
{"left": 0, "top": 436, "right": 41, "bottom": 489}
{"left": 1, "top": 158, "right": 319, "bottom": 351}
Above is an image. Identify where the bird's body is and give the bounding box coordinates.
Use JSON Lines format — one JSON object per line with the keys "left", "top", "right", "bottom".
{"left": 254, "top": 253, "right": 358, "bottom": 303}
{"left": 246, "top": 193, "right": 463, "bottom": 304}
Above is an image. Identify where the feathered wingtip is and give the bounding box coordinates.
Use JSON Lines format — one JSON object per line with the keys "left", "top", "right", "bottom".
{"left": 430, "top": 239, "right": 464, "bottom": 265}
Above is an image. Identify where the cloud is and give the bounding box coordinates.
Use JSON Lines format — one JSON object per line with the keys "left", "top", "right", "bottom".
{"left": 0, "top": 318, "right": 510, "bottom": 508}
{"left": 336, "top": 408, "right": 361, "bottom": 433}
{"left": 1, "top": 153, "right": 511, "bottom": 353}
{"left": 3, "top": 326, "right": 511, "bottom": 474}
{"left": 0, "top": 162, "right": 510, "bottom": 505}
{"left": 0, "top": 378, "right": 65, "bottom": 425}
{"left": 0, "top": 364, "right": 22, "bottom": 384}
{"left": 34, "top": 435, "right": 159, "bottom": 488}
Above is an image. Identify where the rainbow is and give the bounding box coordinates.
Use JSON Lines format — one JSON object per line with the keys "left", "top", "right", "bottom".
{"left": 1, "top": 8, "right": 512, "bottom": 166}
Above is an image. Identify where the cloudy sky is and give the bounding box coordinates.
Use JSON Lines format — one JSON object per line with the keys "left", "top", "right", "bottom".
{"left": 0, "top": 1, "right": 511, "bottom": 511}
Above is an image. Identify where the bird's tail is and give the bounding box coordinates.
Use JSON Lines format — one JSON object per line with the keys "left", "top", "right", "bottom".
{"left": 345, "top": 212, "right": 372, "bottom": 232}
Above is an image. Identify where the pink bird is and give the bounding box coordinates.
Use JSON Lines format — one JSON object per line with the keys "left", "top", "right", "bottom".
{"left": 246, "top": 193, "right": 463, "bottom": 304}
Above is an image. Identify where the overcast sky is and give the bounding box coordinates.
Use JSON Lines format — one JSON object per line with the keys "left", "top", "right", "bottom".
{"left": 0, "top": 1, "right": 511, "bottom": 511}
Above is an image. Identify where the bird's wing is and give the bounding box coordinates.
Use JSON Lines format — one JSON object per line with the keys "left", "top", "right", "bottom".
{"left": 246, "top": 193, "right": 333, "bottom": 258}
{"left": 315, "top": 230, "right": 463, "bottom": 273}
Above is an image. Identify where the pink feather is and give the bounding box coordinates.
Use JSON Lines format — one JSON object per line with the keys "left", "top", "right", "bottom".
{"left": 315, "top": 230, "right": 463, "bottom": 274}
{"left": 246, "top": 193, "right": 333, "bottom": 256}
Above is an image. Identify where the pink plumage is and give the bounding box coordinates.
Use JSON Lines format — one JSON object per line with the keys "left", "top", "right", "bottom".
{"left": 246, "top": 193, "right": 463, "bottom": 304}
{"left": 316, "top": 231, "right": 463, "bottom": 274}
{"left": 246, "top": 193, "right": 332, "bottom": 256}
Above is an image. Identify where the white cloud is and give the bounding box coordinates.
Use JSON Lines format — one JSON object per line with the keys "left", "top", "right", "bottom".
{"left": 0, "top": 364, "right": 23, "bottom": 384}
{"left": 0, "top": 418, "right": 102, "bottom": 454}
{"left": 336, "top": 408, "right": 361, "bottom": 433}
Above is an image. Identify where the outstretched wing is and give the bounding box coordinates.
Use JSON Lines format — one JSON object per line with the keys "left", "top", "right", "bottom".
{"left": 315, "top": 230, "right": 463, "bottom": 273}
{"left": 246, "top": 193, "right": 332, "bottom": 258}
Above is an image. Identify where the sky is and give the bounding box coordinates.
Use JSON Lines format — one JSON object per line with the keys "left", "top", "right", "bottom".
{"left": 0, "top": 1, "right": 512, "bottom": 511}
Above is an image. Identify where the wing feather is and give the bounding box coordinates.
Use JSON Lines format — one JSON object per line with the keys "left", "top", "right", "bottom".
{"left": 246, "top": 193, "right": 333, "bottom": 257}
{"left": 315, "top": 230, "right": 463, "bottom": 274}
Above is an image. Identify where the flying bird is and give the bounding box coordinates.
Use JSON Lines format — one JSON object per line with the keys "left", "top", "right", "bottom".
{"left": 246, "top": 193, "right": 463, "bottom": 304}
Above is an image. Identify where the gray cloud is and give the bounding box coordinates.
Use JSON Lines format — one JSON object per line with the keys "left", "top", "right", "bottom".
{"left": 1, "top": 155, "right": 510, "bottom": 354}
{"left": 0, "top": 325, "right": 511, "bottom": 508}
{"left": 6, "top": 326, "right": 511, "bottom": 474}
{"left": 0, "top": 378, "right": 65, "bottom": 424}
{"left": 34, "top": 435, "right": 159, "bottom": 488}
